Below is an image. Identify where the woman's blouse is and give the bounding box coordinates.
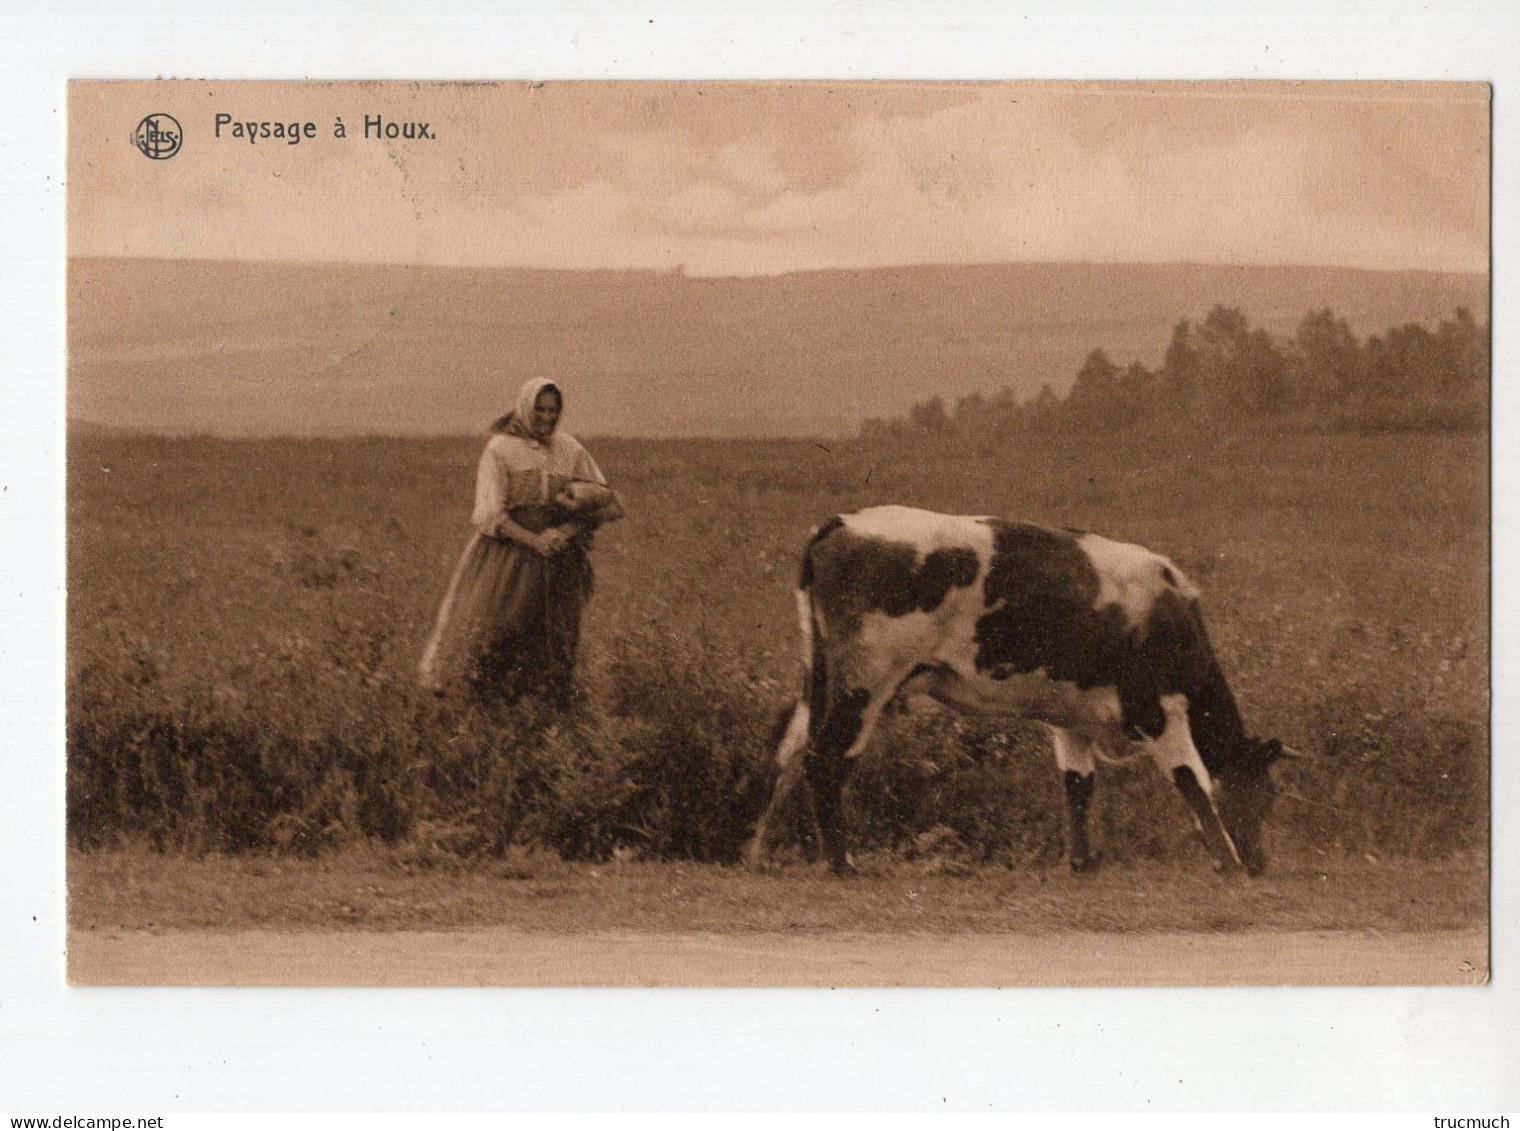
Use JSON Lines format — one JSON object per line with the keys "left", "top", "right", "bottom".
{"left": 471, "top": 430, "right": 609, "bottom": 536}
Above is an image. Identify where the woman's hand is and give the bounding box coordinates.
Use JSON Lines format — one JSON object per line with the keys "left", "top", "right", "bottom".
{"left": 535, "top": 528, "right": 571, "bottom": 556}
{"left": 556, "top": 481, "right": 614, "bottom": 514}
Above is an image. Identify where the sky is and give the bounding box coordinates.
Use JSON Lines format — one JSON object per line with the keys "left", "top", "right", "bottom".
{"left": 69, "top": 80, "right": 1489, "bottom": 276}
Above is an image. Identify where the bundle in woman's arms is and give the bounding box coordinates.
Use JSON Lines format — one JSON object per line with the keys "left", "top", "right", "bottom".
{"left": 557, "top": 480, "right": 626, "bottom": 527}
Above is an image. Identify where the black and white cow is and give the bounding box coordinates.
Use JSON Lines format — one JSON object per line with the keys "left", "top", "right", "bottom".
{"left": 749, "top": 506, "right": 1303, "bottom": 876}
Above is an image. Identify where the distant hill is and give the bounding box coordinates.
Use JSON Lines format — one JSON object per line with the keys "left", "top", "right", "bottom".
{"left": 68, "top": 258, "right": 1487, "bottom": 438}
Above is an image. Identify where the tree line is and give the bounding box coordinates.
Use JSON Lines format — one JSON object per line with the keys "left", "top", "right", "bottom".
{"left": 866, "top": 305, "right": 1489, "bottom": 439}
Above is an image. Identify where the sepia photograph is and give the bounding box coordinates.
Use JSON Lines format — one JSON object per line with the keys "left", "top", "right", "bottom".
{"left": 63, "top": 79, "right": 1489, "bottom": 990}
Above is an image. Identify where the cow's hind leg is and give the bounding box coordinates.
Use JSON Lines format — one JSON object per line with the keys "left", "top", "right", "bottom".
{"left": 1048, "top": 727, "right": 1101, "bottom": 872}
{"left": 806, "top": 673, "right": 909, "bottom": 875}
{"left": 1146, "top": 695, "right": 1243, "bottom": 872}
{"left": 748, "top": 700, "right": 815, "bottom": 867}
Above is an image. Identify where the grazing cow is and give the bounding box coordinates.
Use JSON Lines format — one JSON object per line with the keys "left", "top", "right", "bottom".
{"left": 749, "top": 506, "right": 1303, "bottom": 876}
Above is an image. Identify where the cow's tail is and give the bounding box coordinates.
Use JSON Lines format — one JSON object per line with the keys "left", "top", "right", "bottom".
{"left": 751, "top": 530, "right": 833, "bottom": 867}
{"left": 772, "top": 588, "right": 815, "bottom": 771}
{"left": 775, "top": 518, "right": 839, "bottom": 769}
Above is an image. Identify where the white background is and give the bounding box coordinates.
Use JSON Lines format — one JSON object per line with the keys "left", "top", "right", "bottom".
{"left": 2, "top": 0, "right": 1516, "bottom": 1114}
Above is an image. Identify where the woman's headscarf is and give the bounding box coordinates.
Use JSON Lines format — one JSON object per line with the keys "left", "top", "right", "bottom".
{"left": 493, "top": 378, "right": 562, "bottom": 439}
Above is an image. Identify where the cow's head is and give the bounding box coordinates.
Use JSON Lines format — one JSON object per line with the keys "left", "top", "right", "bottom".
{"left": 1213, "top": 737, "right": 1300, "bottom": 875}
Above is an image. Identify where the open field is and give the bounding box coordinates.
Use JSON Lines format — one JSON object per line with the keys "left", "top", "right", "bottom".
{"left": 67, "top": 424, "right": 1489, "bottom": 955}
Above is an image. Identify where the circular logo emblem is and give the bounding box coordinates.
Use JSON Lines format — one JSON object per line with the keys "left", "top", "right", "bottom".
{"left": 133, "top": 113, "right": 182, "bottom": 160}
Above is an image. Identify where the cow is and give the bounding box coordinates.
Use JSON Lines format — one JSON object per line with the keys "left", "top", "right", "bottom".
{"left": 749, "top": 506, "right": 1305, "bottom": 876}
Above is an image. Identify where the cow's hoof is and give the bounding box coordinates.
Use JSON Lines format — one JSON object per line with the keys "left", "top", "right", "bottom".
{"left": 1069, "top": 853, "right": 1101, "bottom": 874}
{"left": 829, "top": 854, "right": 859, "bottom": 877}
{"left": 743, "top": 838, "right": 774, "bottom": 872}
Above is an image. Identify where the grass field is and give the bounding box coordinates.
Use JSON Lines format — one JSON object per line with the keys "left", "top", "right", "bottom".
{"left": 66, "top": 423, "right": 1489, "bottom": 922}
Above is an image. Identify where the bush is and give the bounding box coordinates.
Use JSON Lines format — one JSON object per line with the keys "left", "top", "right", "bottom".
{"left": 1295, "top": 689, "right": 1489, "bottom": 857}
{"left": 66, "top": 618, "right": 781, "bottom": 865}
{"left": 66, "top": 637, "right": 1490, "bottom": 866}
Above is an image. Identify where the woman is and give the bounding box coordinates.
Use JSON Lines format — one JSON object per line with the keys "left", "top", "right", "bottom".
{"left": 418, "top": 379, "right": 623, "bottom": 707}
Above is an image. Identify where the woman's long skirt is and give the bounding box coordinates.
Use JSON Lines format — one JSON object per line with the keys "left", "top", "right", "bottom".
{"left": 418, "top": 532, "right": 592, "bottom": 705}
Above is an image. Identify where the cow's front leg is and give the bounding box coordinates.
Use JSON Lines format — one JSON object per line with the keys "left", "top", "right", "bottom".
{"left": 1049, "top": 727, "right": 1100, "bottom": 872}
{"left": 1146, "top": 696, "right": 1243, "bottom": 872}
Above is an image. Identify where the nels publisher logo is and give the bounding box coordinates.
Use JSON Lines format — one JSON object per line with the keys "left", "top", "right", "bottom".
{"left": 133, "top": 113, "right": 182, "bottom": 160}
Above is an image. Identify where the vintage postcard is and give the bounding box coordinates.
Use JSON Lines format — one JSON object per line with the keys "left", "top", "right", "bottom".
{"left": 65, "top": 79, "right": 1489, "bottom": 987}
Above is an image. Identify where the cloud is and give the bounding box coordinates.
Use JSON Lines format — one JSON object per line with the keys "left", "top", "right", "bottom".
{"left": 70, "top": 81, "right": 1488, "bottom": 274}
{"left": 641, "top": 84, "right": 1491, "bottom": 273}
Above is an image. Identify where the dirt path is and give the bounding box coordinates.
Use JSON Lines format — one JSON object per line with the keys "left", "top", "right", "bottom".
{"left": 67, "top": 927, "right": 1488, "bottom": 986}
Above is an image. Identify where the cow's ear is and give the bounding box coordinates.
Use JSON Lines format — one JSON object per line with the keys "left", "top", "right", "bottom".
{"left": 1249, "top": 737, "right": 1284, "bottom": 765}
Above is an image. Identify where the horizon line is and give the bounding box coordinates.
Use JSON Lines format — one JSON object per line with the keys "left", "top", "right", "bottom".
{"left": 66, "top": 252, "right": 1491, "bottom": 282}
{"left": 64, "top": 418, "right": 850, "bottom": 444}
